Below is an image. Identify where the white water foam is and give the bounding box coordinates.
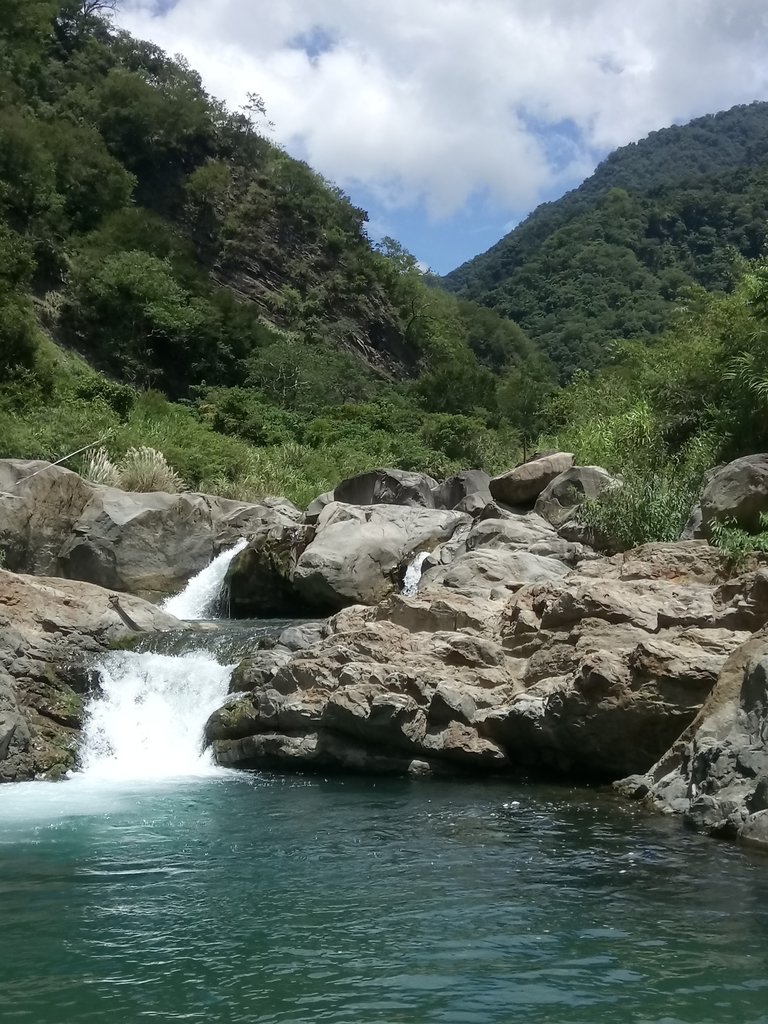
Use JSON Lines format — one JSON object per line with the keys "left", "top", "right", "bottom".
{"left": 162, "top": 539, "right": 248, "bottom": 620}
{"left": 78, "top": 650, "right": 233, "bottom": 781}
{"left": 402, "top": 551, "right": 431, "bottom": 597}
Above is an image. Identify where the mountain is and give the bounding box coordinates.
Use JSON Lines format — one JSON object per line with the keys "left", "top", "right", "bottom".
{"left": 442, "top": 103, "right": 768, "bottom": 378}
{"left": 0, "top": 1, "right": 546, "bottom": 505}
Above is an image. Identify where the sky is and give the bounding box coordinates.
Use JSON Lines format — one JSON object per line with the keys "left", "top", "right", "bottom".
{"left": 118, "top": 0, "right": 768, "bottom": 275}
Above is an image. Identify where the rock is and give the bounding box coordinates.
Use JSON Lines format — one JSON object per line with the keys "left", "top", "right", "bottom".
{"left": 204, "top": 536, "right": 761, "bottom": 789}
{"left": 421, "top": 549, "right": 569, "bottom": 598}
{"left": 334, "top": 468, "right": 439, "bottom": 508}
{"left": 224, "top": 524, "right": 315, "bottom": 617}
{"left": 454, "top": 492, "right": 494, "bottom": 517}
{"left": 276, "top": 621, "right": 328, "bottom": 652}
{"left": 0, "top": 460, "right": 95, "bottom": 575}
{"left": 59, "top": 487, "right": 300, "bottom": 597}
{"left": 489, "top": 452, "right": 574, "bottom": 506}
{"left": 292, "top": 502, "right": 469, "bottom": 611}
{"left": 465, "top": 514, "right": 557, "bottom": 551}
{"left": 304, "top": 491, "right": 334, "bottom": 525}
{"left": 683, "top": 454, "right": 768, "bottom": 537}
{"left": 534, "top": 466, "right": 618, "bottom": 527}
{"left": 431, "top": 471, "right": 491, "bottom": 510}
{"left": 0, "top": 568, "right": 183, "bottom": 782}
{"left": 641, "top": 629, "right": 768, "bottom": 844}
{"left": 0, "top": 458, "right": 301, "bottom": 596}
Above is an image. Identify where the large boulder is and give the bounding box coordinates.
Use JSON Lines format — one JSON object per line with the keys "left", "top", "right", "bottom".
{"left": 222, "top": 502, "right": 470, "bottom": 617}
{"left": 0, "top": 459, "right": 301, "bottom": 596}
{"left": 490, "top": 452, "right": 574, "bottom": 506}
{"left": 421, "top": 549, "right": 569, "bottom": 599}
{"left": 333, "top": 468, "right": 439, "bottom": 508}
{"left": 224, "top": 523, "right": 315, "bottom": 617}
{"left": 0, "top": 568, "right": 182, "bottom": 782}
{"left": 635, "top": 628, "right": 768, "bottom": 850}
{"left": 431, "top": 470, "right": 491, "bottom": 510}
{"left": 683, "top": 454, "right": 768, "bottom": 538}
{"left": 0, "top": 461, "right": 95, "bottom": 574}
{"left": 534, "top": 465, "right": 618, "bottom": 527}
{"left": 293, "top": 502, "right": 470, "bottom": 611}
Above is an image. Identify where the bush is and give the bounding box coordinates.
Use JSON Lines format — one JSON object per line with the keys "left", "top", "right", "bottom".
{"left": 115, "top": 446, "right": 185, "bottom": 493}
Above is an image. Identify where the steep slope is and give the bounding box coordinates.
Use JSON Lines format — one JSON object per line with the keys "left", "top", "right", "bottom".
{"left": 0, "top": 2, "right": 549, "bottom": 505}
{"left": 443, "top": 103, "right": 768, "bottom": 378}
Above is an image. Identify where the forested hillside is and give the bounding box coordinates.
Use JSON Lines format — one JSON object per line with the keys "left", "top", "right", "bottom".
{"left": 7, "top": 1, "right": 768, "bottom": 558}
{"left": 0, "top": 0, "right": 548, "bottom": 503}
{"left": 443, "top": 103, "right": 768, "bottom": 377}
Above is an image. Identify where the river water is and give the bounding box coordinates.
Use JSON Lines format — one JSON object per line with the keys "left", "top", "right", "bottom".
{"left": 1, "top": 555, "right": 768, "bottom": 1023}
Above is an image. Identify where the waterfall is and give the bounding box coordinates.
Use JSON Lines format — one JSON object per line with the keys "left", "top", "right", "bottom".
{"left": 402, "top": 551, "right": 431, "bottom": 597}
{"left": 78, "top": 650, "right": 233, "bottom": 780}
{"left": 162, "top": 538, "right": 247, "bottom": 620}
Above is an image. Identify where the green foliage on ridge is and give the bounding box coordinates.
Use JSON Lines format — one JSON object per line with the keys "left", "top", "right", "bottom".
{"left": 444, "top": 103, "right": 768, "bottom": 378}
{"left": 0, "top": 1, "right": 546, "bottom": 503}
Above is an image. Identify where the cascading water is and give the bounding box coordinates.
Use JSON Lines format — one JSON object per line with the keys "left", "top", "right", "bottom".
{"left": 162, "top": 538, "right": 247, "bottom": 620}
{"left": 402, "top": 551, "right": 431, "bottom": 597}
{"left": 78, "top": 649, "right": 233, "bottom": 780}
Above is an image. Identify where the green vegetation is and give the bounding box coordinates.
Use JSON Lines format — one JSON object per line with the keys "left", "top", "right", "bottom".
{"left": 710, "top": 514, "right": 768, "bottom": 568}
{"left": 0, "top": 1, "right": 546, "bottom": 505}
{"left": 444, "top": 104, "right": 768, "bottom": 379}
{"left": 5, "top": 3, "right": 768, "bottom": 556}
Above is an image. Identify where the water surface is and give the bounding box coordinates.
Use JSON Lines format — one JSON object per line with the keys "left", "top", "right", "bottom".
{"left": 1, "top": 773, "right": 767, "bottom": 1024}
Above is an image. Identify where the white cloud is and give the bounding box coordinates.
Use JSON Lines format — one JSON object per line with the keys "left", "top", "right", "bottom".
{"left": 118, "top": 0, "right": 768, "bottom": 218}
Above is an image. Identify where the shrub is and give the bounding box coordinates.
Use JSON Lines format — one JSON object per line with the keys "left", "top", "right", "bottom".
{"left": 116, "top": 446, "right": 185, "bottom": 493}
{"left": 710, "top": 513, "right": 768, "bottom": 569}
{"left": 82, "top": 446, "right": 119, "bottom": 485}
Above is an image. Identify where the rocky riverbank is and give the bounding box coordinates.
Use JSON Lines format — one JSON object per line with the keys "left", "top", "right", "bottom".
{"left": 3, "top": 452, "right": 768, "bottom": 852}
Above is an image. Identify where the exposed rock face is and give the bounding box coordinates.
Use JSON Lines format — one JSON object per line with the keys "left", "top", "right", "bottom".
{"left": 683, "top": 454, "right": 768, "bottom": 538}
{"left": 0, "top": 569, "right": 181, "bottom": 782}
{"left": 206, "top": 537, "right": 758, "bottom": 780}
{"left": 333, "top": 468, "right": 439, "bottom": 508}
{"left": 225, "top": 524, "right": 315, "bottom": 617}
{"left": 534, "top": 465, "right": 618, "bottom": 527}
{"left": 0, "top": 459, "right": 301, "bottom": 596}
{"left": 431, "top": 470, "right": 491, "bottom": 511}
{"left": 224, "top": 501, "right": 470, "bottom": 616}
{"left": 293, "top": 503, "right": 470, "bottom": 611}
{"left": 490, "top": 452, "right": 574, "bottom": 506}
{"left": 624, "top": 626, "right": 768, "bottom": 851}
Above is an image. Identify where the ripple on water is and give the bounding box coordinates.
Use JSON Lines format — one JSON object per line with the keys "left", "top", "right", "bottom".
{"left": 1, "top": 775, "right": 768, "bottom": 1024}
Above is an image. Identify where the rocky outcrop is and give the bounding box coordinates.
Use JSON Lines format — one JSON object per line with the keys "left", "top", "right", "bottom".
{"left": 683, "top": 454, "right": 768, "bottom": 538}
{"left": 333, "top": 468, "right": 439, "bottom": 508}
{"left": 621, "top": 623, "right": 768, "bottom": 851}
{"left": 534, "top": 465, "right": 618, "bottom": 527}
{"left": 0, "top": 459, "right": 301, "bottom": 596}
{"left": 431, "top": 470, "right": 491, "bottom": 511}
{"left": 206, "top": 538, "right": 759, "bottom": 780}
{"left": 0, "top": 569, "right": 181, "bottom": 782}
{"left": 225, "top": 501, "right": 470, "bottom": 616}
{"left": 490, "top": 452, "right": 574, "bottom": 506}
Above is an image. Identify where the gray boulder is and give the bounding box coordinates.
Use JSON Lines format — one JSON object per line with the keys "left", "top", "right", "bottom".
{"left": 640, "top": 629, "right": 768, "bottom": 849}
{"left": 683, "top": 454, "right": 768, "bottom": 538}
{"left": 0, "top": 461, "right": 95, "bottom": 575}
{"left": 534, "top": 465, "right": 618, "bottom": 527}
{"left": 420, "top": 549, "right": 569, "bottom": 598}
{"left": 0, "top": 458, "right": 301, "bottom": 596}
{"left": 432, "top": 470, "right": 491, "bottom": 510}
{"left": 294, "top": 502, "right": 469, "bottom": 611}
{"left": 334, "top": 468, "right": 439, "bottom": 508}
{"left": 490, "top": 452, "right": 574, "bottom": 506}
